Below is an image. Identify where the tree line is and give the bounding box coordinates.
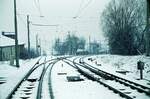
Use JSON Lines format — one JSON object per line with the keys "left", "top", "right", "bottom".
{"left": 53, "top": 33, "right": 102, "bottom": 55}
{"left": 101, "top": 0, "right": 148, "bottom": 55}
{"left": 53, "top": 34, "right": 86, "bottom": 55}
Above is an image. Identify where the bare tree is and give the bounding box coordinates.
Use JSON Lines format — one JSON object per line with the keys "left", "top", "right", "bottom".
{"left": 53, "top": 34, "right": 86, "bottom": 55}
{"left": 101, "top": 0, "right": 146, "bottom": 55}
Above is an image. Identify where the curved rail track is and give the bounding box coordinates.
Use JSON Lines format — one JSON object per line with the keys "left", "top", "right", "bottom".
{"left": 63, "top": 56, "right": 150, "bottom": 99}
{"left": 6, "top": 57, "right": 59, "bottom": 99}
{"left": 6, "top": 55, "right": 150, "bottom": 99}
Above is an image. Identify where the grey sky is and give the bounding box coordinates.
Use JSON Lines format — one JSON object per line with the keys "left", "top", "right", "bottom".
{"left": 0, "top": 0, "right": 110, "bottom": 54}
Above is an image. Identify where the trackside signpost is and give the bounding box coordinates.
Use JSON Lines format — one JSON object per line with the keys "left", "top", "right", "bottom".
{"left": 137, "top": 61, "right": 144, "bottom": 79}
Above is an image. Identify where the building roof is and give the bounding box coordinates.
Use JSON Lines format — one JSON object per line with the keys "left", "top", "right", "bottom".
{"left": 0, "top": 34, "right": 24, "bottom": 47}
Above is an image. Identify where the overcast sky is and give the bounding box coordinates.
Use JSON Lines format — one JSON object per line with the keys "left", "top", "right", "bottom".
{"left": 0, "top": 0, "right": 110, "bottom": 54}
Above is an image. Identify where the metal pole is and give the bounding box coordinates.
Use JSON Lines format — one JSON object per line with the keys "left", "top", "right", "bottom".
{"left": 146, "top": 0, "right": 150, "bottom": 56}
{"left": 36, "top": 34, "right": 38, "bottom": 56}
{"left": 140, "top": 69, "right": 143, "bottom": 79}
{"left": 27, "top": 15, "right": 30, "bottom": 59}
{"left": 14, "top": 0, "right": 19, "bottom": 67}
{"left": 89, "top": 35, "right": 91, "bottom": 54}
{"left": 39, "top": 38, "right": 41, "bottom": 56}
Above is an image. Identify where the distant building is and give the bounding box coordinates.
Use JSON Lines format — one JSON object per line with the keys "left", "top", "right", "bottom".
{"left": 89, "top": 42, "right": 100, "bottom": 54}
{"left": 0, "top": 34, "right": 25, "bottom": 61}
{"left": 2, "top": 31, "right": 15, "bottom": 39}
{"left": 76, "top": 49, "right": 89, "bottom": 55}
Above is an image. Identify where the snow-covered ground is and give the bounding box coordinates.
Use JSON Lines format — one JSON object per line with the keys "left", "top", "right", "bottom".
{"left": 0, "top": 57, "right": 46, "bottom": 99}
{"left": 52, "top": 60, "right": 123, "bottom": 99}
{"left": 0, "top": 55, "right": 150, "bottom": 99}
{"left": 84, "top": 55, "right": 150, "bottom": 86}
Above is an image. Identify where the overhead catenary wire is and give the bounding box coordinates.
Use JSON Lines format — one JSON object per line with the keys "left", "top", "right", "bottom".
{"left": 30, "top": 23, "right": 59, "bottom": 33}
{"left": 17, "top": 14, "right": 27, "bottom": 27}
{"left": 34, "top": 0, "right": 43, "bottom": 16}
{"left": 31, "top": 23, "right": 59, "bottom": 27}
{"left": 17, "top": 0, "right": 43, "bottom": 17}
{"left": 74, "top": 0, "right": 93, "bottom": 19}
{"left": 74, "top": 0, "right": 84, "bottom": 18}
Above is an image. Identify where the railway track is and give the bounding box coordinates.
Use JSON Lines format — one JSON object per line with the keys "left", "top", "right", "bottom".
{"left": 63, "top": 57, "right": 150, "bottom": 99}
{"left": 6, "top": 55, "right": 150, "bottom": 99}
{"left": 6, "top": 57, "right": 59, "bottom": 99}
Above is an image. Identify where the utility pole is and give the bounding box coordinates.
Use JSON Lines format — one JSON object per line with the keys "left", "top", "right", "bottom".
{"left": 146, "top": 0, "right": 150, "bottom": 56}
{"left": 27, "top": 15, "right": 30, "bottom": 58}
{"left": 51, "top": 39, "right": 53, "bottom": 55}
{"left": 89, "top": 35, "right": 91, "bottom": 54}
{"left": 14, "top": 0, "right": 19, "bottom": 67}
{"left": 36, "top": 34, "right": 39, "bottom": 56}
{"left": 39, "top": 38, "right": 41, "bottom": 56}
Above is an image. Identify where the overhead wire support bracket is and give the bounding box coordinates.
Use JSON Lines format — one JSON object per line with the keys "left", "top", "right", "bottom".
{"left": 31, "top": 23, "right": 59, "bottom": 27}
